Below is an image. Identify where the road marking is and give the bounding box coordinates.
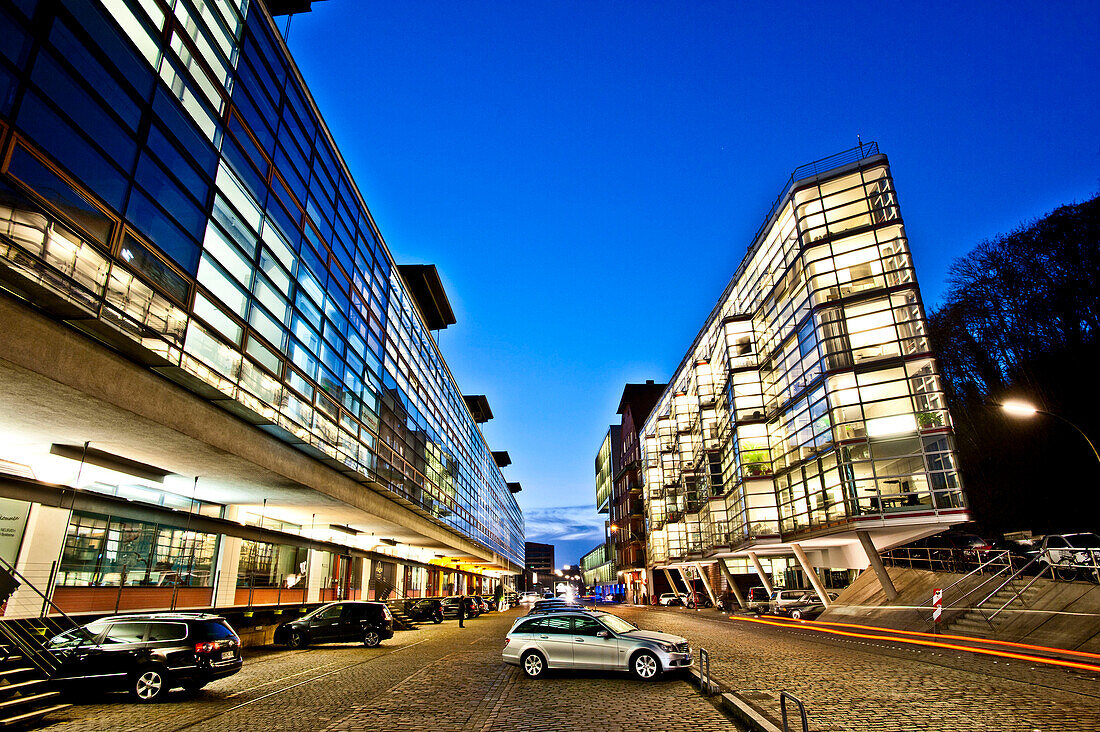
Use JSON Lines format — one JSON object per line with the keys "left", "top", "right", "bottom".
{"left": 222, "top": 639, "right": 429, "bottom": 711}
{"left": 733, "top": 615, "right": 1100, "bottom": 673}
{"left": 758, "top": 615, "right": 1100, "bottom": 661}
{"left": 165, "top": 639, "right": 430, "bottom": 731}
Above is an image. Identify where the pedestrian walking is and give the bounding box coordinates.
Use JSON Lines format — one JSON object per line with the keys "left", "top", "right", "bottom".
{"left": 458, "top": 596, "right": 466, "bottom": 628}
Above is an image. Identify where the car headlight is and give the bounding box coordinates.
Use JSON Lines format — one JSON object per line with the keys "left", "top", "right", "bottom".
{"left": 655, "top": 642, "right": 675, "bottom": 653}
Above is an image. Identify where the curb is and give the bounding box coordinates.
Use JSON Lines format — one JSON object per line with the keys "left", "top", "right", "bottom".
{"left": 686, "top": 667, "right": 783, "bottom": 732}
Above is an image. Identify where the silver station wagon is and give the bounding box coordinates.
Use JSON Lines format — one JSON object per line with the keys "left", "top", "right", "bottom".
{"left": 502, "top": 609, "right": 692, "bottom": 680}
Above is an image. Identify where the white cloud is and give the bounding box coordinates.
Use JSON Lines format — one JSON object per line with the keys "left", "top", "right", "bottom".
{"left": 524, "top": 505, "right": 605, "bottom": 543}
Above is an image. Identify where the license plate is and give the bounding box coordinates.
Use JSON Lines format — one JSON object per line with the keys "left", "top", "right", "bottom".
{"left": 221, "top": 651, "right": 234, "bottom": 660}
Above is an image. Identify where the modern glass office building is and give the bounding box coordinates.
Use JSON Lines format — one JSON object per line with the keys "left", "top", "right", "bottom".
{"left": 0, "top": 0, "right": 522, "bottom": 616}
{"left": 641, "top": 144, "right": 967, "bottom": 602}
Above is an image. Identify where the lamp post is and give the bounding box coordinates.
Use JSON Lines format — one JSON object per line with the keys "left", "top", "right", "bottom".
{"left": 999, "top": 401, "right": 1100, "bottom": 465}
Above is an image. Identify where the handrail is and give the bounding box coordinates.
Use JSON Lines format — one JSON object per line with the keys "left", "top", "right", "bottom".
{"left": 985, "top": 563, "right": 1053, "bottom": 622}
{"left": 0, "top": 556, "right": 81, "bottom": 677}
{"left": 780, "top": 691, "right": 810, "bottom": 732}
{"left": 937, "top": 550, "right": 1014, "bottom": 596}
{"left": 0, "top": 556, "right": 75, "bottom": 622}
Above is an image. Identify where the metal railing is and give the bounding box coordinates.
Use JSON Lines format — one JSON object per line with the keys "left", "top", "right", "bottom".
{"left": 698, "top": 647, "right": 714, "bottom": 695}
{"left": 0, "top": 556, "right": 81, "bottom": 677}
{"left": 780, "top": 691, "right": 809, "bottom": 732}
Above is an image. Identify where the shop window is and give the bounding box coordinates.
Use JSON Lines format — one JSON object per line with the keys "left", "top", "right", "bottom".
{"left": 58, "top": 510, "right": 218, "bottom": 587}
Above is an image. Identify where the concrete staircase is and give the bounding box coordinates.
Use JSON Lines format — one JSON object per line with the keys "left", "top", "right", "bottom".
{"left": 945, "top": 583, "right": 1044, "bottom": 637}
{"left": 0, "top": 647, "right": 69, "bottom": 728}
{"left": 384, "top": 601, "right": 420, "bottom": 631}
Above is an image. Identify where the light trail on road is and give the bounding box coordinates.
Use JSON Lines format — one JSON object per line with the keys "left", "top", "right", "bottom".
{"left": 758, "top": 615, "right": 1100, "bottom": 661}
{"left": 732, "top": 615, "right": 1100, "bottom": 673}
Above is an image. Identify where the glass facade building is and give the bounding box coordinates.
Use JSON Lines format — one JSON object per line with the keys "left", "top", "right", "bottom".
{"left": 641, "top": 145, "right": 967, "bottom": 590}
{"left": 0, "top": 0, "right": 522, "bottom": 612}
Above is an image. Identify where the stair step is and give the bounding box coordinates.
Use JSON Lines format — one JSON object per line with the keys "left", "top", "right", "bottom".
{"left": 0, "top": 691, "right": 61, "bottom": 712}
{"left": 0, "top": 679, "right": 46, "bottom": 696}
{"left": 0, "top": 703, "right": 71, "bottom": 728}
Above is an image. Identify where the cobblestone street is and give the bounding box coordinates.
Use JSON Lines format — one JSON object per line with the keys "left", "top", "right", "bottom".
{"left": 615, "top": 606, "right": 1100, "bottom": 732}
{"left": 46, "top": 605, "right": 1100, "bottom": 731}
{"left": 49, "top": 608, "right": 732, "bottom": 732}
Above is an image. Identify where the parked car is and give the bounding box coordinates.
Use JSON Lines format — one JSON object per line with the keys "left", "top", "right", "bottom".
{"left": 503, "top": 609, "right": 692, "bottom": 680}
{"left": 441, "top": 596, "right": 479, "bottom": 619}
{"left": 528, "top": 598, "right": 585, "bottom": 614}
{"left": 657, "top": 593, "right": 683, "bottom": 606}
{"left": 765, "top": 589, "right": 812, "bottom": 615}
{"left": 746, "top": 586, "right": 770, "bottom": 614}
{"left": 518, "top": 592, "right": 540, "bottom": 604}
{"left": 900, "top": 531, "right": 993, "bottom": 572}
{"left": 471, "top": 595, "right": 491, "bottom": 613}
{"left": 45, "top": 612, "right": 242, "bottom": 703}
{"left": 774, "top": 592, "right": 839, "bottom": 620}
{"left": 1040, "top": 533, "right": 1100, "bottom": 580}
{"left": 405, "top": 598, "right": 444, "bottom": 624}
{"left": 273, "top": 601, "right": 393, "bottom": 648}
{"left": 681, "top": 591, "right": 713, "bottom": 608}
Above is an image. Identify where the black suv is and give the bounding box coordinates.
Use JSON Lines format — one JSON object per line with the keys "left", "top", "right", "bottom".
{"left": 44, "top": 613, "right": 242, "bottom": 703}
{"left": 405, "top": 598, "right": 444, "bottom": 624}
{"left": 273, "top": 601, "right": 393, "bottom": 648}
{"left": 440, "top": 596, "right": 478, "bottom": 619}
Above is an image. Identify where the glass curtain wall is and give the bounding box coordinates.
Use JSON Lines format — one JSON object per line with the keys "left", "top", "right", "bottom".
{"left": 0, "top": 0, "right": 522, "bottom": 568}
{"left": 643, "top": 147, "right": 964, "bottom": 566}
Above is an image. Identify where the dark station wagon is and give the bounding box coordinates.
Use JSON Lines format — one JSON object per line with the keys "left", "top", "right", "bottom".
{"left": 45, "top": 613, "right": 242, "bottom": 703}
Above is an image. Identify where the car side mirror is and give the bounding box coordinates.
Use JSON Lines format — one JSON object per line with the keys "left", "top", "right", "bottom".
{"left": 596, "top": 631, "right": 609, "bottom": 638}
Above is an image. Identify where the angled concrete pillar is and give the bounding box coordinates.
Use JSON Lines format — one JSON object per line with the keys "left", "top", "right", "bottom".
{"left": 662, "top": 568, "right": 682, "bottom": 601}
{"left": 676, "top": 566, "right": 693, "bottom": 602}
{"left": 747, "top": 551, "right": 773, "bottom": 595}
{"left": 857, "top": 530, "right": 898, "bottom": 600}
{"left": 716, "top": 559, "right": 746, "bottom": 609}
{"left": 693, "top": 562, "right": 719, "bottom": 608}
{"left": 790, "top": 542, "right": 831, "bottom": 608}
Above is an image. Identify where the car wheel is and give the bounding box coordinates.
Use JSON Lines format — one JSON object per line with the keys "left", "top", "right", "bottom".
{"left": 631, "top": 650, "right": 661, "bottom": 681}
{"left": 521, "top": 650, "right": 547, "bottom": 679}
{"left": 1054, "top": 560, "right": 1078, "bottom": 582}
{"left": 286, "top": 630, "right": 307, "bottom": 649}
{"left": 790, "top": 609, "right": 803, "bottom": 620}
{"left": 362, "top": 629, "right": 382, "bottom": 647}
{"left": 131, "top": 666, "right": 169, "bottom": 703}
{"left": 432, "top": 615, "right": 443, "bottom": 624}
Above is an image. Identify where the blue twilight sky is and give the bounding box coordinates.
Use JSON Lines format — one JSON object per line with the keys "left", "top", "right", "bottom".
{"left": 286, "top": 1, "right": 1100, "bottom": 567}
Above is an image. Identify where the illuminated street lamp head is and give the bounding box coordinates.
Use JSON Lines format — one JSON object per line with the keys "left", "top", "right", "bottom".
{"left": 1001, "top": 401, "right": 1039, "bottom": 417}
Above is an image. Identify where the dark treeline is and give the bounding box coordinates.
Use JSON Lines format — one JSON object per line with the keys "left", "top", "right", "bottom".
{"left": 928, "top": 193, "right": 1100, "bottom": 537}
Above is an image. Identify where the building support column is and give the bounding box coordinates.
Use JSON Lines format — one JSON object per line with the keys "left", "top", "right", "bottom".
{"left": 677, "top": 566, "right": 693, "bottom": 604}
{"left": 857, "top": 530, "right": 898, "bottom": 600}
{"left": 791, "top": 543, "right": 831, "bottom": 608}
{"left": 693, "top": 562, "right": 719, "bottom": 608}
{"left": 716, "top": 559, "right": 746, "bottom": 609}
{"left": 747, "top": 551, "right": 773, "bottom": 595}
{"left": 662, "top": 568, "right": 681, "bottom": 602}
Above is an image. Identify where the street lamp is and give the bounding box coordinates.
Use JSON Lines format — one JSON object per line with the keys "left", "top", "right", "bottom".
{"left": 998, "top": 401, "right": 1100, "bottom": 465}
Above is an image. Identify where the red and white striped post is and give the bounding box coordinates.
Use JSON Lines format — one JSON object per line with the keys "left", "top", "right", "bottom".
{"left": 932, "top": 588, "right": 943, "bottom": 631}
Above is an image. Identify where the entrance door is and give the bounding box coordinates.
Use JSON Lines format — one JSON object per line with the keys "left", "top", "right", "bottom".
{"left": 329, "top": 555, "right": 351, "bottom": 600}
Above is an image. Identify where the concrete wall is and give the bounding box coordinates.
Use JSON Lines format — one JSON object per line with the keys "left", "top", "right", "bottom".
{"left": 824, "top": 566, "right": 1100, "bottom": 652}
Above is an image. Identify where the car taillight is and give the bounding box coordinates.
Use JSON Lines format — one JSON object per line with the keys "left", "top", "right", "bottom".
{"left": 195, "top": 641, "right": 217, "bottom": 654}
{"left": 503, "top": 638, "right": 510, "bottom": 646}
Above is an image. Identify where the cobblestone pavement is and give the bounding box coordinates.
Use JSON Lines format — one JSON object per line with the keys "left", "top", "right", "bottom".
{"left": 49, "top": 609, "right": 734, "bottom": 732}
{"left": 614, "top": 605, "right": 1100, "bottom": 732}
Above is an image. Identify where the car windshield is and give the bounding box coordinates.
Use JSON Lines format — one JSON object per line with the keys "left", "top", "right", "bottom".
{"left": 598, "top": 614, "right": 637, "bottom": 634}
{"left": 1068, "top": 533, "right": 1100, "bottom": 549}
